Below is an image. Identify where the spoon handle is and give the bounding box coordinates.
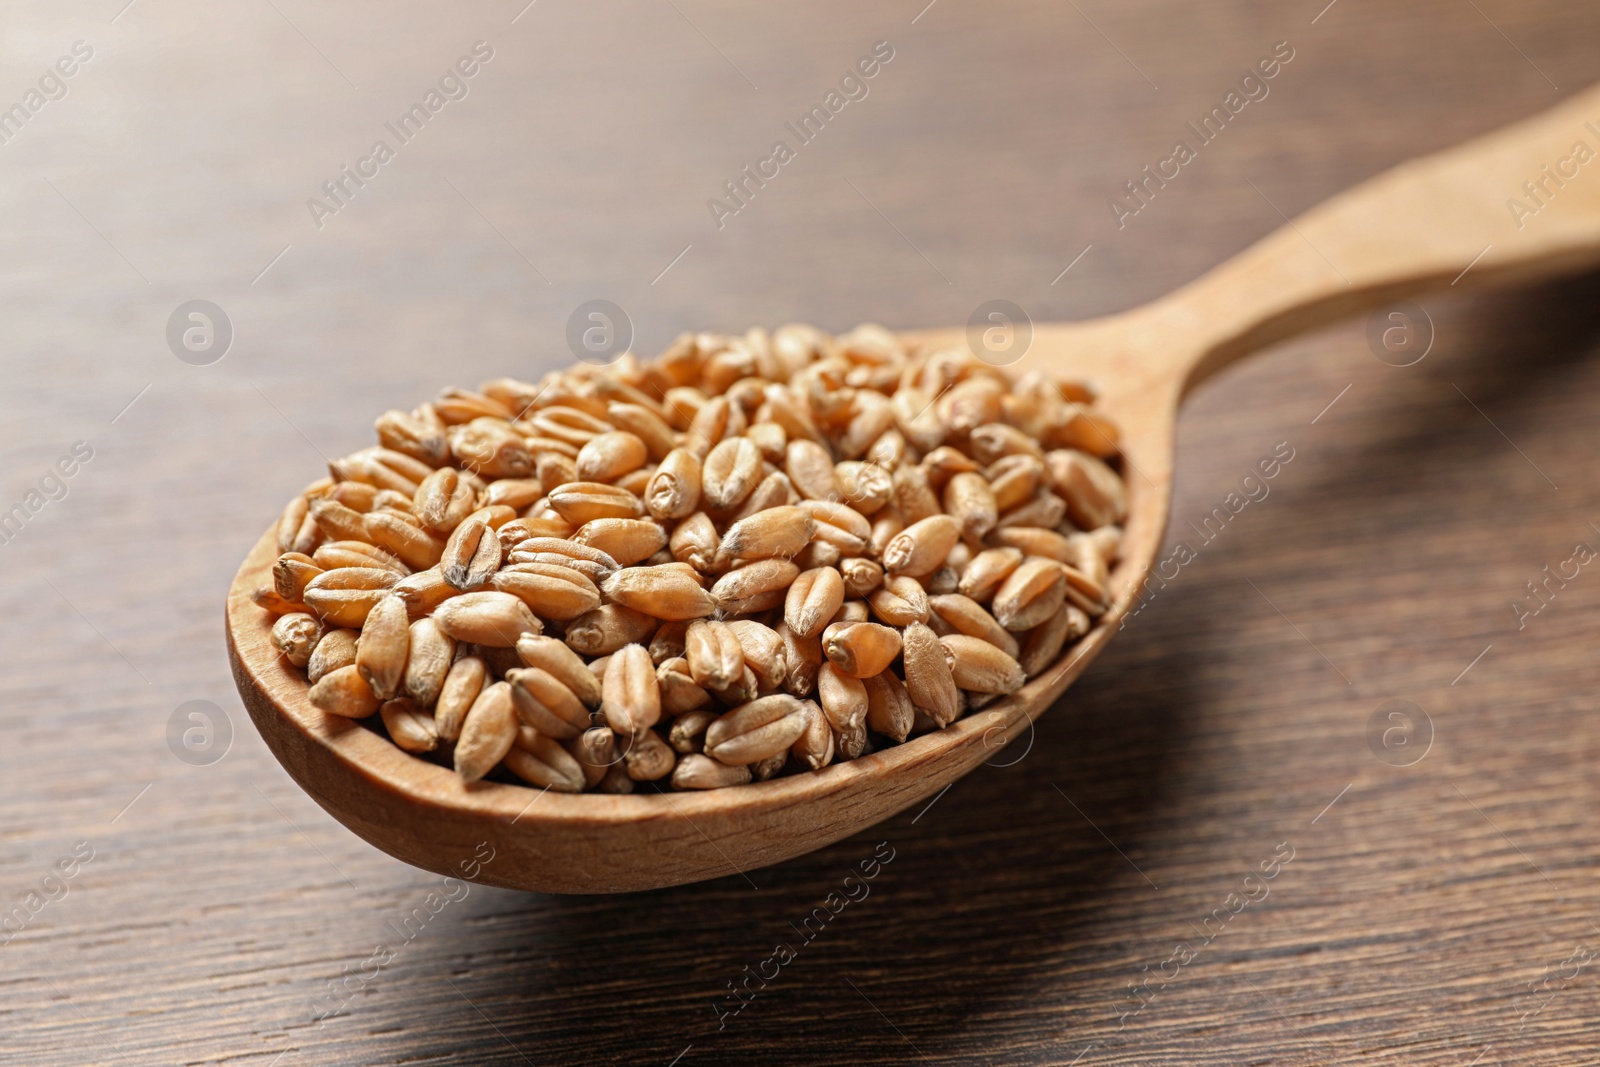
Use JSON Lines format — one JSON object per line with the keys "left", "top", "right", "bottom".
{"left": 1155, "top": 81, "right": 1600, "bottom": 394}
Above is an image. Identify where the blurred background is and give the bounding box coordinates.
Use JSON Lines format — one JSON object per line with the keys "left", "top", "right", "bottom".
{"left": 4, "top": 1, "right": 1599, "bottom": 1064}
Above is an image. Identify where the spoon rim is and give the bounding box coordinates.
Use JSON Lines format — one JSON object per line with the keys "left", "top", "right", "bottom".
{"left": 226, "top": 335, "right": 1176, "bottom": 890}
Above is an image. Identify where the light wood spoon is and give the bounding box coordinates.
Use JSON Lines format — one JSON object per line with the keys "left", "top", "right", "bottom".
{"left": 228, "top": 84, "right": 1600, "bottom": 893}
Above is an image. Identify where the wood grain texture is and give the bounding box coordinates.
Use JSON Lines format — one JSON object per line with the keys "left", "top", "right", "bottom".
{"left": 4, "top": 0, "right": 1600, "bottom": 1063}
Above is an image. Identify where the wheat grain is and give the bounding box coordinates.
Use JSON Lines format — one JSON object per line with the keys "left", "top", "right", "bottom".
{"left": 255, "top": 321, "right": 1125, "bottom": 789}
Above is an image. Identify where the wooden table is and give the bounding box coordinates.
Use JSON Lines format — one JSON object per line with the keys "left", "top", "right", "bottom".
{"left": 4, "top": 1, "right": 1598, "bottom": 1063}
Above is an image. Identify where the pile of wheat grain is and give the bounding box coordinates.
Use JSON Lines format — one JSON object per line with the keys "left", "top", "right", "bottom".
{"left": 251, "top": 323, "right": 1126, "bottom": 793}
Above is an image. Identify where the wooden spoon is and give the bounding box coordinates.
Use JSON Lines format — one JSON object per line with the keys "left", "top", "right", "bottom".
{"left": 228, "top": 84, "right": 1600, "bottom": 893}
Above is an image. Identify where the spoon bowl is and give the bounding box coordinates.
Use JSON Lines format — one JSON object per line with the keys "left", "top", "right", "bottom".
{"left": 229, "top": 83, "right": 1600, "bottom": 893}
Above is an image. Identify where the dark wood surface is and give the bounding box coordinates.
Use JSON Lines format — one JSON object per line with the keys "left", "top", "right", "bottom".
{"left": 5, "top": 1, "right": 1600, "bottom": 1063}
